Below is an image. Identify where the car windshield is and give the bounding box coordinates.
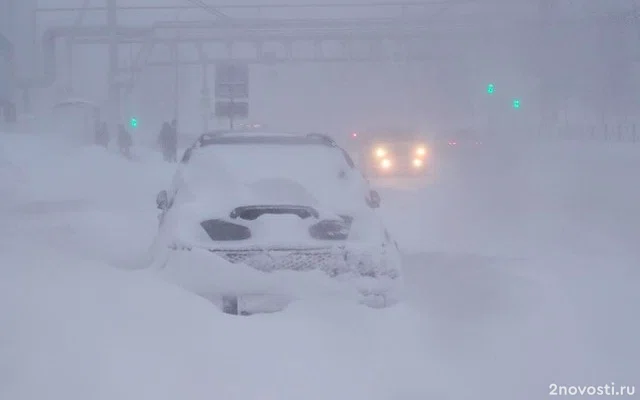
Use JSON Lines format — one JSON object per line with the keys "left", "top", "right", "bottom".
{"left": 183, "top": 141, "right": 367, "bottom": 210}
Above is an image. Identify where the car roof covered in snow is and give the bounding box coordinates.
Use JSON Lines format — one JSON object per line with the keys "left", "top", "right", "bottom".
{"left": 194, "top": 131, "right": 339, "bottom": 148}
{"left": 181, "top": 131, "right": 355, "bottom": 167}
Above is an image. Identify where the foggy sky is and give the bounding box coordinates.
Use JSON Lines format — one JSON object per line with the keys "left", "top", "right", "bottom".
{"left": 2, "top": 0, "right": 639, "bottom": 135}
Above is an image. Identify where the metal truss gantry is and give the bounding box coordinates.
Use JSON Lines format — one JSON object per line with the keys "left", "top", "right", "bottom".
{"left": 22, "top": 0, "right": 638, "bottom": 90}
{"left": 16, "top": 0, "right": 640, "bottom": 127}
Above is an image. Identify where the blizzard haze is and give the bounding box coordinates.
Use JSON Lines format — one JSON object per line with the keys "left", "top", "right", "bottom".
{"left": 1, "top": 0, "right": 639, "bottom": 400}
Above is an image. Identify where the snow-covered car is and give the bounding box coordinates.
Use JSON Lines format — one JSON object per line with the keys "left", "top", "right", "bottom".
{"left": 149, "top": 130, "right": 403, "bottom": 315}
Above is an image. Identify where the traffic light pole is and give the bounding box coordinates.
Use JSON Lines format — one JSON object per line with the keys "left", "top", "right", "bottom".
{"left": 107, "top": 0, "right": 119, "bottom": 134}
{"left": 485, "top": 83, "right": 496, "bottom": 137}
{"left": 172, "top": 39, "right": 180, "bottom": 132}
{"left": 538, "top": 0, "right": 553, "bottom": 133}
{"left": 229, "top": 93, "right": 235, "bottom": 130}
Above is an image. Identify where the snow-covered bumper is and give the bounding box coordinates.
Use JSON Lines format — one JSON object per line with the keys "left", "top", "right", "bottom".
{"left": 216, "top": 245, "right": 402, "bottom": 307}
{"left": 210, "top": 245, "right": 397, "bottom": 278}
{"left": 159, "top": 242, "right": 403, "bottom": 311}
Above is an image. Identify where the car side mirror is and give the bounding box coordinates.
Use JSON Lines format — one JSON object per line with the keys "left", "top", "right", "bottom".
{"left": 367, "top": 190, "right": 381, "bottom": 208}
{"left": 156, "top": 190, "right": 169, "bottom": 210}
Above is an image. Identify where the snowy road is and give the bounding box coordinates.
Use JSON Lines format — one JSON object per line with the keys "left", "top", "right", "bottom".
{"left": 1, "top": 132, "right": 638, "bottom": 400}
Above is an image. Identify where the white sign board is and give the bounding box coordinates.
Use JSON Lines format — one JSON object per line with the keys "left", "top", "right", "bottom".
{"left": 215, "top": 101, "right": 249, "bottom": 119}
{"left": 215, "top": 63, "right": 249, "bottom": 100}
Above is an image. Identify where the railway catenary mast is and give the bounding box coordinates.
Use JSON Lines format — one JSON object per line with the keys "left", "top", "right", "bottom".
{"left": 0, "top": 0, "right": 16, "bottom": 122}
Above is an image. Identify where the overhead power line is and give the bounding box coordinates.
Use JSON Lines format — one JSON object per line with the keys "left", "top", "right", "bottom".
{"left": 184, "top": 0, "right": 228, "bottom": 19}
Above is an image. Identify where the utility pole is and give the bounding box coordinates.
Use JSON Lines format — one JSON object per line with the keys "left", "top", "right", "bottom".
{"left": 65, "top": 38, "right": 73, "bottom": 94}
{"left": 538, "top": 0, "right": 555, "bottom": 134}
{"left": 107, "top": 0, "right": 119, "bottom": 132}
{"left": 229, "top": 92, "right": 235, "bottom": 130}
{"left": 172, "top": 41, "right": 179, "bottom": 126}
{"left": 67, "top": 0, "right": 91, "bottom": 95}
{"left": 196, "top": 42, "right": 210, "bottom": 132}
{"left": 200, "top": 76, "right": 210, "bottom": 132}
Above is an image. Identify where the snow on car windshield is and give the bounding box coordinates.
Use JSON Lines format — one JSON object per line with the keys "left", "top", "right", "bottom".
{"left": 183, "top": 142, "right": 366, "bottom": 210}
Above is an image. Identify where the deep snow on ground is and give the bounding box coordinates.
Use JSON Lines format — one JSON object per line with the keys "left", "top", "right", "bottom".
{"left": 0, "top": 240, "right": 440, "bottom": 400}
{"left": 376, "top": 139, "right": 640, "bottom": 394}
{"left": 1, "top": 131, "right": 638, "bottom": 399}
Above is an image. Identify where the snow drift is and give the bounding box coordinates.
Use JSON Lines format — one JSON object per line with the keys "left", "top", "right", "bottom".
{"left": 1, "top": 131, "right": 638, "bottom": 400}
{"left": 0, "top": 240, "right": 443, "bottom": 400}
{"left": 0, "top": 132, "right": 445, "bottom": 400}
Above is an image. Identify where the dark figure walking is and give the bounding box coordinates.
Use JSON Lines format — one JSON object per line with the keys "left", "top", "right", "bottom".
{"left": 117, "top": 124, "right": 133, "bottom": 159}
{"left": 158, "top": 120, "right": 177, "bottom": 162}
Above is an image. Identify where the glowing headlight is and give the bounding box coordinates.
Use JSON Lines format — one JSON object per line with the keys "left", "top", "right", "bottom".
{"left": 374, "top": 147, "right": 387, "bottom": 158}
{"left": 415, "top": 146, "right": 426, "bottom": 156}
{"left": 380, "top": 158, "right": 392, "bottom": 169}
{"left": 412, "top": 158, "right": 423, "bottom": 168}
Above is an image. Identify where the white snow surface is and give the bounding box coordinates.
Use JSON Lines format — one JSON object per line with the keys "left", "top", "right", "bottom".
{"left": 1, "top": 131, "right": 638, "bottom": 399}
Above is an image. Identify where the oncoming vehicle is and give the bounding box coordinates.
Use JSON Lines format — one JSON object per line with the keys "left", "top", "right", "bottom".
{"left": 443, "top": 128, "right": 483, "bottom": 147}
{"left": 150, "top": 130, "right": 403, "bottom": 315}
{"left": 348, "top": 130, "right": 431, "bottom": 177}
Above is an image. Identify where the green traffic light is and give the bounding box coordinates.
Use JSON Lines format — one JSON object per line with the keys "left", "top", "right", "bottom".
{"left": 130, "top": 117, "right": 138, "bottom": 127}
{"left": 512, "top": 99, "right": 520, "bottom": 108}
{"left": 487, "top": 83, "right": 495, "bottom": 94}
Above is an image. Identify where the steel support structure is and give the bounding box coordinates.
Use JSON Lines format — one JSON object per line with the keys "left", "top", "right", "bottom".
{"left": 20, "top": 2, "right": 640, "bottom": 97}
{"left": 107, "top": 0, "right": 119, "bottom": 131}
{"left": 537, "top": 0, "right": 554, "bottom": 132}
